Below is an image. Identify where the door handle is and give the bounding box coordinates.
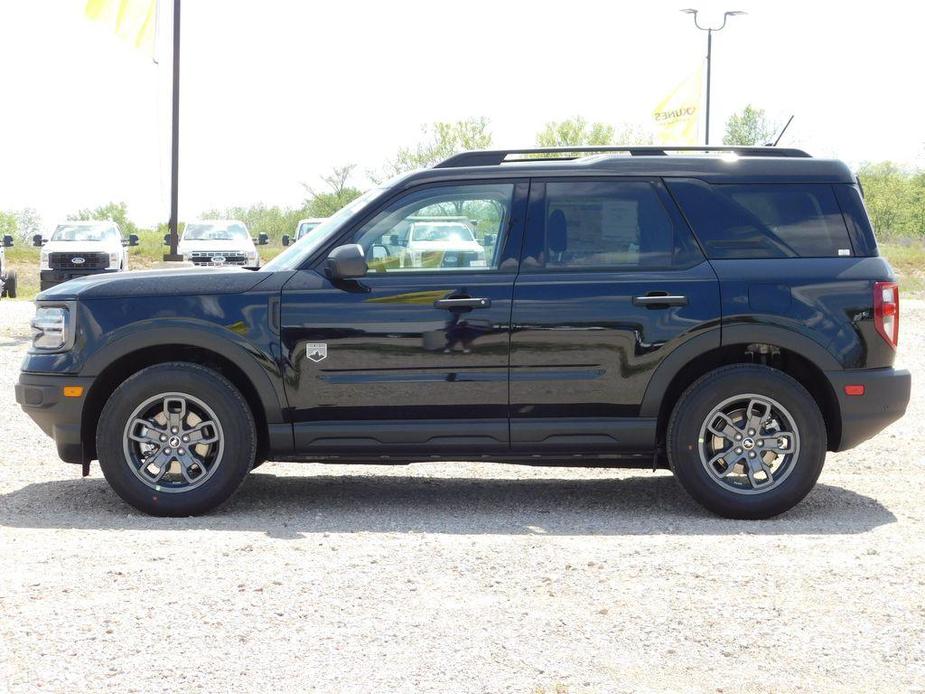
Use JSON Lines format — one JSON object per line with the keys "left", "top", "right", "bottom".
{"left": 632, "top": 294, "right": 688, "bottom": 308}
{"left": 433, "top": 297, "right": 492, "bottom": 310}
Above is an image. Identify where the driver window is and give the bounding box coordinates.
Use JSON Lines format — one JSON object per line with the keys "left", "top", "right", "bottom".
{"left": 352, "top": 183, "right": 513, "bottom": 273}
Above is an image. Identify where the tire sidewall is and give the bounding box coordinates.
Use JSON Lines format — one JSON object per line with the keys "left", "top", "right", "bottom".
{"left": 668, "top": 365, "right": 827, "bottom": 519}
{"left": 97, "top": 363, "right": 255, "bottom": 516}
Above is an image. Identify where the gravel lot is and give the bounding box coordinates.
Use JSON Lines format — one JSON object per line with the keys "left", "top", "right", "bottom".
{"left": 1, "top": 298, "right": 923, "bottom": 692}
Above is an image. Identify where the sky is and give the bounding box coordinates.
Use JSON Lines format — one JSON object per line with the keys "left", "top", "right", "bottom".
{"left": 1, "top": 0, "right": 924, "bottom": 229}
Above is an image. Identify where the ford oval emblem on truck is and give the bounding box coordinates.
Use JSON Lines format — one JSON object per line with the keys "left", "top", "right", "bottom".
{"left": 71, "top": 257, "right": 85, "bottom": 264}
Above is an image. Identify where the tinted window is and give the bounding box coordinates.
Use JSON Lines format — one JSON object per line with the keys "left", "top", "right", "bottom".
{"left": 668, "top": 180, "right": 854, "bottom": 258}
{"left": 353, "top": 183, "right": 513, "bottom": 273}
{"left": 528, "top": 180, "right": 700, "bottom": 270}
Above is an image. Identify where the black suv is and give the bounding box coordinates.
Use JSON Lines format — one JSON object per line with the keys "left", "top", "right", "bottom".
{"left": 16, "top": 146, "right": 911, "bottom": 518}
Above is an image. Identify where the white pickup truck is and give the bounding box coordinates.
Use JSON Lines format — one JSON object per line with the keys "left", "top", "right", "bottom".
{"left": 35, "top": 222, "right": 138, "bottom": 291}
{"left": 0, "top": 234, "right": 15, "bottom": 298}
{"left": 173, "top": 220, "right": 268, "bottom": 268}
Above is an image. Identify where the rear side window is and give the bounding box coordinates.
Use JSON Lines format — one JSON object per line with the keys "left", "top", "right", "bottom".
{"left": 526, "top": 180, "right": 702, "bottom": 270}
{"left": 667, "top": 179, "right": 854, "bottom": 258}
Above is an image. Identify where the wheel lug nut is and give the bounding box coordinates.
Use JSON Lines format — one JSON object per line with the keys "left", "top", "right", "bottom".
{"left": 757, "top": 440, "right": 764, "bottom": 447}
{"left": 160, "top": 434, "right": 167, "bottom": 442}
{"left": 749, "top": 451, "right": 756, "bottom": 458}
{"left": 748, "top": 429, "right": 755, "bottom": 436}
{"left": 164, "top": 448, "right": 171, "bottom": 454}
{"left": 735, "top": 447, "right": 742, "bottom": 454}
{"left": 171, "top": 427, "right": 178, "bottom": 434}
{"left": 182, "top": 435, "right": 189, "bottom": 443}
{"left": 734, "top": 434, "right": 742, "bottom": 441}
{"left": 178, "top": 448, "right": 185, "bottom": 455}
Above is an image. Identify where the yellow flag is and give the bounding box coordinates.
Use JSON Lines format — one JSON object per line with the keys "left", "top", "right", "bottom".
{"left": 652, "top": 65, "right": 704, "bottom": 145}
{"left": 85, "top": 0, "right": 157, "bottom": 53}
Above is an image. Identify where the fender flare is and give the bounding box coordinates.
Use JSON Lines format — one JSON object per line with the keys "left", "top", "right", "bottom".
{"left": 639, "top": 324, "right": 841, "bottom": 418}
{"left": 81, "top": 321, "right": 287, "bottom": 424}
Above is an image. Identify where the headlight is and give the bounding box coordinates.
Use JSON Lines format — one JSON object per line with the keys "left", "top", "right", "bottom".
{"left": 109, "top": 252, "right": 120, "bottom": 267}
{"left": 30, "top": 304, "right": 75, "bottom": 352}
{"left": 40, "top": 251, "right": 50, "bottom": 270}
{"left": 246, "top": 250, "right": 258, "bottom": 260}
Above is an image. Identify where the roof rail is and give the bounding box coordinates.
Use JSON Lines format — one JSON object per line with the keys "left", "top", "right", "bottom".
{"left": 434, "top": 145, "right": 812, "bottom": 168}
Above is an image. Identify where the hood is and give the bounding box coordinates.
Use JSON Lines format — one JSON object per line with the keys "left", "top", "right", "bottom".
{"left": 178, "top": 238, "right": 256, "bottom": 254}
{"left": 36, "top": 266, "right": 274, "bottom": 301}
{"left": 42, "top": 240, "right": 121, "bottom": 254}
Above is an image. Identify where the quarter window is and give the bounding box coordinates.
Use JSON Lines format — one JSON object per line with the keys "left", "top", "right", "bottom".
{"left": 352, "top": 183, "right": 513, "bottom": 273}
{"left": 667, "top": 180, "right": 854, "bottom": 258}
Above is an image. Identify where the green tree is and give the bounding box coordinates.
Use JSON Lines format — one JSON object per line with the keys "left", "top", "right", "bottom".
{"left": 857, "top": 161, "right": 925, "bottom": 238}
{"left": 372, "top": 118, "right": 493, "bottom": 182}
{"left": 68, "top": 201, "right": 138, "bottom": 237}
{"left": 722, "top": 105, "right": 776, "bottom": 146}
{"left": 536, "top": 116, "right": 616, "bottom": 147}
{"left": 303, "top": 164, "right": 363, "bottom": 217}
{"left": 15, "top": 208, "right": 42, "bottom": 242}
{"left": 0, "top": 211, "right": 18, "bottom": 240}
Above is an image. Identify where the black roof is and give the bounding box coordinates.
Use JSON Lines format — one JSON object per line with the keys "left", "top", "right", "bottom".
{"left": 401, "top": 147, "right": 856, "bottom": 186}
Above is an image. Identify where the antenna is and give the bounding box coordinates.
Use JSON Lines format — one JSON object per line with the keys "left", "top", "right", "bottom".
{"left": 770, "top": 115, "right": 795, "bottom": 147}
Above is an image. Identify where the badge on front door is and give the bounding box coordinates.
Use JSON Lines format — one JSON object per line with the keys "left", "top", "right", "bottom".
{"left": 306, "top": 343, "right": 327, "bottom": 362}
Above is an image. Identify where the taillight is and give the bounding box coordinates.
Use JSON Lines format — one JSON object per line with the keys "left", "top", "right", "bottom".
{"left": 873, "top": 281, "right": 899, "bottom": 349}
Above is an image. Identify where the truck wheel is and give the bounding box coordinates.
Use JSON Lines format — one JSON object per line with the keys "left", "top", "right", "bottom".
{"left": 666, "top": 364, "right": 826, "bottom": 519}
{"left": 6, "top": 271, "right": 16, "bottom": 298}
{"left": 97, "top": 362, "right": 256, "bottom": 516}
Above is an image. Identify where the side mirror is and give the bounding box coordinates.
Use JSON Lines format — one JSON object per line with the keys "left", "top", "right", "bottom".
{"left": 484, "top": 234, "right": 496, "bottom": 246}
{"left": 282, "top": 235, "right": 291, "bottom": 247}
{"left": 324, "top": 244, "right": 367, "bottom": 280}
{"left": 128, "top": 234, "right": 139, "bottom": 247}
{"left": 258, "top": 232, "right": 269, "bottom": 246}
{"left": 2, "top": 235, "right": 12, "bottom": 248}
{"left": 32, "top": 234, "right": 44, "bottom": 247}
{"left": 163, "top": 233, "right": 170, "bottom": 245}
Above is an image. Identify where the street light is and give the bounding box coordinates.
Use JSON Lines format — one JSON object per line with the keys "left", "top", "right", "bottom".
{"left": 681, "top": 9, "right": 746, "bottom": 145}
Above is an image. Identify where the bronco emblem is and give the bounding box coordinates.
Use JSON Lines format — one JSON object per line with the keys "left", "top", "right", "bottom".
{"left": 306, "top": 342, "right": 327, "bottom": 362}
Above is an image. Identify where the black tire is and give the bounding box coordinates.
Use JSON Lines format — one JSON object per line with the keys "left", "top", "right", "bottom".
{"left": 667, "top": 364, "right": 826, "bottom": 519}
{"left": 97, "top": 362, "right": 256, "bottom": 516}
{"left": 6, "top": 271, "right": 16, "bottom": 298}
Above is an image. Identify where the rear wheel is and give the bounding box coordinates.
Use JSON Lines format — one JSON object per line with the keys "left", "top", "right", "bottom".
{"left": 6, "top": 271, "right": 17, "bottom": 298}
{"left": 667, "top": 364, "right": 826, "bottom": 519}
{"left": 97, "top": 362, "right": 256, "bottom": 516}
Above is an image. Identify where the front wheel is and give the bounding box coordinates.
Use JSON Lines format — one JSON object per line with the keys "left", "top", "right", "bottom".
{"left": 667, "top": 364, "right": 827, "bottom": 519}
{"left": 97, "top": 362, "right": 256, "bottom": 516}
{"left": 6, "top": 271, "right": 17, "bottom": 298}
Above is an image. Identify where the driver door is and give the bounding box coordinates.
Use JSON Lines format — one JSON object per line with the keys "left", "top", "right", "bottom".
{"left": 280, "top": 180, "right": 528, "bottom": 457}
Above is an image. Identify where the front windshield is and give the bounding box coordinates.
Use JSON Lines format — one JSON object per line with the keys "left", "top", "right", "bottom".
{"left": 51, "top": 224, "right": 110, "bottom": 242}
{"left": 263, "top": 188, "right": 384, "bottom": 272}
{"left": 183, "top": 222, "right": 249, "bottom": 241}
{"left": 410, "top": 223, "right": 475, "bottom": 243}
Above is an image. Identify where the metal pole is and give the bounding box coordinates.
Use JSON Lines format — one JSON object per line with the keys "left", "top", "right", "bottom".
{"left": 705, "top": 28, "right": 712, "bottom": 145}
{"left": 164, "top": 0, "right": 183, "bottom": 261}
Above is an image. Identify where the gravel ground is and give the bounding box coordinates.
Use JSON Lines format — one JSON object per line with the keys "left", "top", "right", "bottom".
{"left": 0, "top": 298, "right": 922, "bottom": 693}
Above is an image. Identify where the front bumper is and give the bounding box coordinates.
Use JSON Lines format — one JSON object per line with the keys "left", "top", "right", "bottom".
{"left": 827, "top": 367, "right": 911, "bottom": 451}
{"left": 15, "top": 373, "right": 96, "bottom": 464}
{"left": 40, "top": 268, "right": 119, "bottom": 291}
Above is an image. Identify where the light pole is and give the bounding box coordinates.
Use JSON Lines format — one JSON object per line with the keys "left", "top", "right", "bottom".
{"left": 681, "top": 9, "right": 745, "bottom": 145}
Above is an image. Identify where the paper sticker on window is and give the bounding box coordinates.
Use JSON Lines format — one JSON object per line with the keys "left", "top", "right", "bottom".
{"left": 838, "top": 248, "right": 851, "bottom": 256}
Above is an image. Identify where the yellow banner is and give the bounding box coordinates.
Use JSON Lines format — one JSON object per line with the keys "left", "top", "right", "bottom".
{"left": 652, "top": 65, "right": 704, "bottom": 145}
{"left": 85, "top": 0, "right": 157, "bottom": 52}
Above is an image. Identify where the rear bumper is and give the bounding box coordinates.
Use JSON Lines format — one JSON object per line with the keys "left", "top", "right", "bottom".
{"left": 827, "top": 367, "right": 911, "bottom": 451}
{"left": 15, "top": 373, "right": 95, "bottom": 464}
{"left": 40, "top": 268, "right": 119, "bottom": 290}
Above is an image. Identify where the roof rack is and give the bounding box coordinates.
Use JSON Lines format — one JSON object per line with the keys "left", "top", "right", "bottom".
{"left": 434, "top": 145, "right": 812, "bottom": 168}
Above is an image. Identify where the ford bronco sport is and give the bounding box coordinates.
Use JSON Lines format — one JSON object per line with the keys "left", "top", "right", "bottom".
{"left": 16, "top": 146, "right": 911, "bottom": 518}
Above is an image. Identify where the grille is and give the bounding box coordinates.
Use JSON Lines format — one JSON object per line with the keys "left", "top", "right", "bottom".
{"left": 189, "top": 251, "right": 249, "bottom": 266}
{"left": 48, "top": 252, "right": 110, "bottom": 270}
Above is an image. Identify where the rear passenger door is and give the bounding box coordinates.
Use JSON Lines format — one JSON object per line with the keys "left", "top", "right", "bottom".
{"left": 509, "top": 178, "right": 721, "bottom": 453}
